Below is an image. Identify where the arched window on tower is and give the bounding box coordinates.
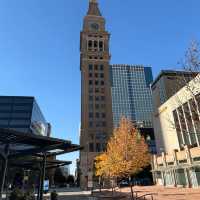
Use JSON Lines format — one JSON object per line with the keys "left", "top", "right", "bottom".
{"left": 99, "top": 41, "right": 103, "bottom": 51}
{"left": 94, "top": 41, "right": 98, "bottom": 50}
{"left": 88, "top": 40, "right": 93, "bottom": 51}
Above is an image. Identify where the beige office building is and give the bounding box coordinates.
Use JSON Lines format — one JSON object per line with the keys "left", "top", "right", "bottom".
{"left": 152, "top": 73, "right": 200, "bottom": 187}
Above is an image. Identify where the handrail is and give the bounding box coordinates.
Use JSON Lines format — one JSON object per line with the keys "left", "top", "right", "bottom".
{"left": 132, "top": 191, "right": 138, "bottom": 198}
{"left": 135, "top": 193, "right": 155, "bottom": 200}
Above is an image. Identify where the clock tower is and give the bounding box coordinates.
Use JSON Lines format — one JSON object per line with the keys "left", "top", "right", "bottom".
{"left": 80, "top": 0, "right": 113, "bottom": 187}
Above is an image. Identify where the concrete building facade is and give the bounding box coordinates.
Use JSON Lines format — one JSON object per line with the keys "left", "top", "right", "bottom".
{"left": 151, "top": 70, "right": 197, "bottom": 110}
{"left": 152, "top": 73, "right": 200, "bottom": 187}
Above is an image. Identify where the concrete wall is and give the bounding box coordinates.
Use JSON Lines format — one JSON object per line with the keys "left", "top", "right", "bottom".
{"left": 153, "top": 74, "right": 200, "bottom": 154}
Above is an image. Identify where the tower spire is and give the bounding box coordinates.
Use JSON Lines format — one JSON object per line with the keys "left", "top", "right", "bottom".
{"left": 87, "top": 0, "right": 101, "bottom": 16}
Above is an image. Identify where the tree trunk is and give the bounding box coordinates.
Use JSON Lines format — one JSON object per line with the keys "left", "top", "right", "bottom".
{"left": 112, "top": 186, "right": 114, "bottom": 197}
{"left": 130, "top": 184, "right": 134, "bottom": 200}
{"left": 99, "top": 177, "right": 100, "bottom": 192}
{"left": 130, "top": 176, "right": 134, "bottom": 200}
{"left": 111, "top": 178, "right": 114, "bottom": 197}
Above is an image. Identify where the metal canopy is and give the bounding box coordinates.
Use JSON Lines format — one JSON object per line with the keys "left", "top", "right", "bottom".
{"left": 0, "top": 128, "right": 82, "bottom": 200}
{"left": 0, "top": 128, "right": 81, "bottom": 158}
{"left": 0, "top": 128, "right": 71, "bottom": 145}
{"left": 9, "top": 159, "right": 72, "bottom": 170}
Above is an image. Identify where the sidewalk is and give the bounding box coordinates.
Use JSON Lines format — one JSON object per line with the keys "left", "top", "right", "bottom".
{"left": 121, "top": 185, "right": 200, "bottom": 200}
{"left": 92, "top": 190, "right": 127, "bottom": 199}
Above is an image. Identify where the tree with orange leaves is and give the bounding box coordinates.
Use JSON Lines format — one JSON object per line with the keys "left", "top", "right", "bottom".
{"left": 95, "top": 117, "right": 150, "bottom": 180}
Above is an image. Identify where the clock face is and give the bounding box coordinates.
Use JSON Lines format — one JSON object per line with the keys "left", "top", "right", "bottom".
{"left": 90, "top": 23, "right": 99, "bottom": 31}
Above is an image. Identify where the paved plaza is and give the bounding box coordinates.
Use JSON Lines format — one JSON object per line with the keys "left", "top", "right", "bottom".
{"left": 51, "top": 186, "right": 200, "bottom": 200}
{"left": 43, "top": 189, "right": 92, "bottom": 200}
{"left": 121, "top": 186, "right": 200, "bottom": 200}
{"left": 57, "top": 194, "right": 90, "bottom": 200}
{"left": 3, "top": 186, "right": 200, "bottom": 200}
{"left": 49, "top": 186, "right": 200, "bottom": 199}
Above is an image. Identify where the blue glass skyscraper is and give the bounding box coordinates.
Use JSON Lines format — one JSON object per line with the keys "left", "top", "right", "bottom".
{"left": 110, "top": 65, "right": 153, "bottom": 129}
{"left": 0, "top": 96, "right": 48, "bottom": 136}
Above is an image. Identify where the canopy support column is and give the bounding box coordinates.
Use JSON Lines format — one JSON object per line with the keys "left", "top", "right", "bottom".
{"left": 39, "top": 154, "right": 47, "bottom": 200}
{"left": 37, "top": 169, "right": 41, "bottom": 200}
{"left": 0, "top": 144, "right": 9, "bottom": 200}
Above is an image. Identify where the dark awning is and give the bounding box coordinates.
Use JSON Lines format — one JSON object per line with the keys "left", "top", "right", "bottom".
{"left": 9, "top": 159, "right": 72, "bottom": 170}
{"left": 0, "top": 128, "right": 82, "bottom": 159}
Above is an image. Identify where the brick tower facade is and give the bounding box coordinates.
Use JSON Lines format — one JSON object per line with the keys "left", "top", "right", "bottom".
{"left": 80, "top": 0, "right": 113, "bottom": 188}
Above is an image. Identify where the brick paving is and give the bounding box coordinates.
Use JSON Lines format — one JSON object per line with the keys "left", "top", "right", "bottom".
{"left": 120, "top": 186, "right": 200, "bottom": 200}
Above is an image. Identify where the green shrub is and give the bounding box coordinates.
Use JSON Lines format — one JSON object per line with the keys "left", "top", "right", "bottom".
{"left": 50, "top": 191, "right": 58, "bottom": 200}
{"left": 9, "top": 188, "right": 23, "bottom": 200}
{"left": 9, "top": 188, "right": 35, "bottom": 200}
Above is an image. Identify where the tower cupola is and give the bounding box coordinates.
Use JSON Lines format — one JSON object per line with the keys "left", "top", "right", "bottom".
{"left": 87, "top": 0, "right": 101, "bottom": 16}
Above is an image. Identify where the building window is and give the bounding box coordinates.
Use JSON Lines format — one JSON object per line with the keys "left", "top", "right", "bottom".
{"left": 99, "top": 41, "right": 103, "bottom": 51}
{"left": 102, "top": 121, "right": 107, "bottom": 127}
{"left": 88, "top": 40, "right": 92, "bottom": 48}
{"left": 101, "top": 96, "right": 105, "bottom": 101}
{"left": 95, "top": 81, "right": 99, "bottom": 85}
{"left": 89, "top": 73, "right": 93, "bottom": 78}
{"left": 95, "top": 96, "right": 100, "bottom": 101}
{"left": 89, "top": 143, "right": 94, "bottom": 152}
{"left": 189, "top": 98, "right": 200, "bottom": 143}
{"left": 89, "top": 133, "right": 94, "bottom": 140}
{"left": 100, "top": 73, "right": 104, "bottom": 78}
{"left": 102, "top": 143, "right": 106, "bottom": 151}
{"left": 89, "top": 112, "right": 93, "bottom": 118}
{"left": 102, "top": 113, "right": 106, "bottom": 118}
{"left": 95, "top": 65, "right": 98, "bottom": 70}
{"left": 101, "top": 88, "right": 105, "bottom": 93}
{"left": 95, "top": 73, "right": 98, "bottom": 78}
{"left": 101, "top": 81, "right": 104, "bottom": 86}
{"left": 95, "top": 88, "right": 99, "bottom": 93}
{"left": 96, "top": 113, "right": 100, "bottom": 118}
{"left": 89, "top": 64, "right": 93, "bottom": 70}
{"left": 89, "top": 88, "right": 93, "bottom": 93}
{"left": 0, "top": 120, "right": 9, "bottom": 125}
{"left": 101, "top": 104, "right": 106, "bottom": 109}
{"left": 100, "top": 65, "right": 104, "bottom": 70}
{"left": 89, "top": 80, "right": 93, "bottom": 85}
{"left": 94, "top": 41, "right": 98, "bottom": 48}
{"left": 89, "top": 104, "right": 93, "bottom": 111}
{"left": 189, "top": 99, "right": 199, "bottom": 121}
{"left": 13, "top": 105, "right": 31, "bottom": 111}
{"left": 89, "top": 96, "right": 93, "bottom": 101}
{"left": 195, "top": 93, "right": 200, "bottom": 112}
{"left": 173, "top": 110, "right": 184, "bottom": 148}
{"left": 96, "top": 143, "right": 101, "bottom": 152}
{"left": 95, "top": 104, "right": 100, "bottom": 109}
{"left": 183, "top": 102, "right": 196, "bottom": 146}
{"left": 11, "top": 113, "right": 31, "bottom": 119}
{"left": 89, "top": 121, "right": 93, "bottom": 127}
{"left": 96, "top": 122, "right": 100, "bottom": 127}
{"left": 178, "top": 107, "right": 190, "bottom": 146}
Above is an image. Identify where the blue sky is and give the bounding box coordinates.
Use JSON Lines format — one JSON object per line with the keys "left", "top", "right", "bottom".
{"left": 0, "top": 0, "right": 200, "bottom": 174}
